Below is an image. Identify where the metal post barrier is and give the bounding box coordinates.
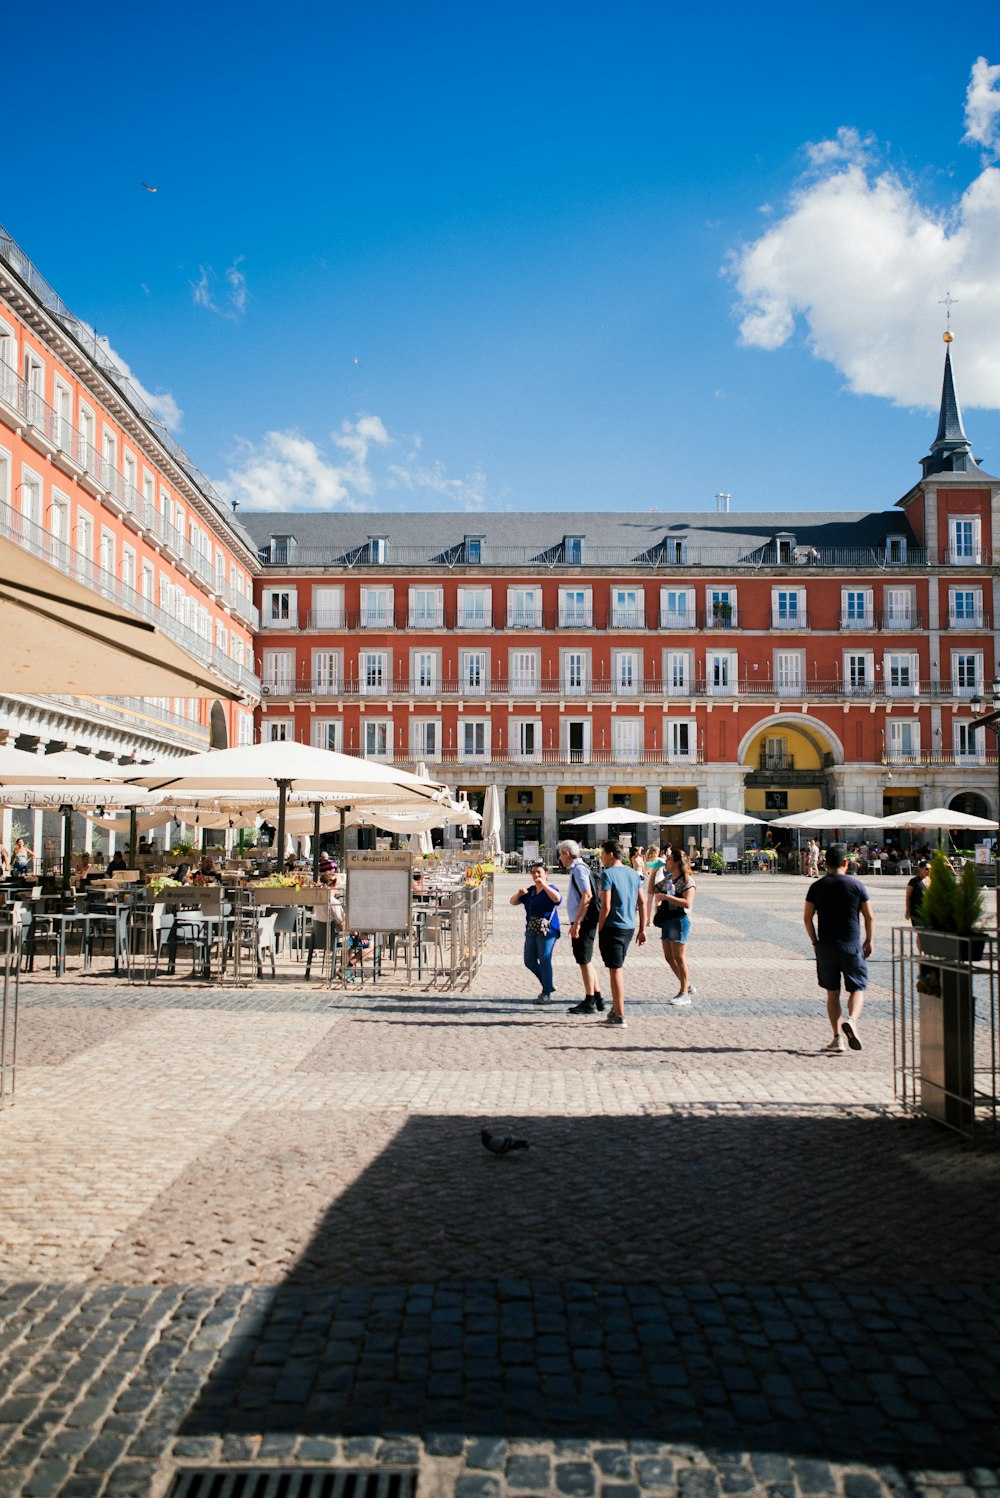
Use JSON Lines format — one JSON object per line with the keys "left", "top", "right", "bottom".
{"left": 0, "top": 910, "right": 22, "bottom": 1108}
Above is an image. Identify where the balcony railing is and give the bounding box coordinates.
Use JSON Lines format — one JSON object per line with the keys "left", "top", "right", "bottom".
{"left": 840, "top": 612, "right": 875, "bottom": 630}
{"left": 771, "top": 610, "right": 809, "bottom": 630}
{"left": 759, "top": 753, "right": 795, "bottom": 771}
{"left": 46, "top": 694, "right": 212, "bottom": 747}
{"left": 0, "top": 353, "right": 258, "bottom": 630}
{"left": 607, "top": 610, "right": 646, "bottom": 629}
{"left": 878, "top": 610, "right": 922, "bottom": 631}
{"left": 949, "top": 611, "right": 990, "bottom": 629}
{"left": 256, "top": 540, "right": 964, "bottom": 569}
{"left": 258, "top": 674, "right": 989, "bottom": 702}
{"left": 0, "top": 498, "right": 260, "bottom": 698}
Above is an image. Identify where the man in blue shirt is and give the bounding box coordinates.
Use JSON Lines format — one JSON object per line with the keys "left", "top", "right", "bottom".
{"left": 803, "top": 842, "right": 874, "bottom": 1055}
{"left": 598, "top": 839, "right": 647, "bottom": 1028}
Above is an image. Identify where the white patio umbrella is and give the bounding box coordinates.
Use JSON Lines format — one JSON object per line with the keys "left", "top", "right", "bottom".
{"left": 565, "top": 807, "right": 664, "bottom": 827}
{"left": 481, "top": 784, "right": 504, "bottom": 858}
{"left": 0, "top": 745, "right": 125, "bottom": 786}
{"left": 121, "top": 741, "right": 451, "bottom": 875}
{"left": 659, "top": 805, "right": 764, "bottom": 828}
{"left": 880, "top": 808, "right": 999, "bottom": 830}
{"left": 0, "top": 785, "right": 163, "bottom": 885}
{"left": 768, "top": 809, "right": 888, "bottom": 829}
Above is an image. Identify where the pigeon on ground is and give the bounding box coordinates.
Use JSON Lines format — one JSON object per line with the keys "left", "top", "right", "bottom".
{"left": 481, "top": 1129, "right": 529, "bottom": 1156}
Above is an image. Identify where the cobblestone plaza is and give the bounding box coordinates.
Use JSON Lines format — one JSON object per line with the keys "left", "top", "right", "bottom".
{"left": 1, "top": 873, "right": 999, "bottom": 1498}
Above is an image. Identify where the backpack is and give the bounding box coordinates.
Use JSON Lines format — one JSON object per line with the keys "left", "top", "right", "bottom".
{"left": 574, "top": 862, "right": 601, "bottom": 929}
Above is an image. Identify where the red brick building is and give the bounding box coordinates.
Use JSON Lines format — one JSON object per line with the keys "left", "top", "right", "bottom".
{"left": 246, "top": 340, "right": 998, "bottom": 852}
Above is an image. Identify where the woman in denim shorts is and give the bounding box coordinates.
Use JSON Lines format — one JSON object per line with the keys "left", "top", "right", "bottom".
{"left": 650, "top": 845, "right": 697, "bottom": 1007}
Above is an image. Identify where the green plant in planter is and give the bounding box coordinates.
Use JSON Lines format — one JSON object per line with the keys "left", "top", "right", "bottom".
{"left": 709, "top": 852, "right": 726, "bottom": 874}
{"left": 169, "top": 837, "right": 197, "bottom": 858}
{"left": 913, "top": 850, "right": 985, "bottom": 936}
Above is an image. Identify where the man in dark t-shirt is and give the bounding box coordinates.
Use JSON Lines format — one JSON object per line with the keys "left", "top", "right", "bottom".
{"left": 803, "top": 843, "right": 874, "bottom": 1055}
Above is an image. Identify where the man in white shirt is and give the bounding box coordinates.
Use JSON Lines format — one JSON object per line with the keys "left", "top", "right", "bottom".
{"left": 557, "top": 840, "right": 604, "bottom": 1014}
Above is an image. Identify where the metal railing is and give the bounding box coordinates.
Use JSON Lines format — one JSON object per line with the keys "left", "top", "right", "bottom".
{"left": 0, "top": 498, "right": 260, "bottom": 697}
{"left": 0, "top": 346, "right": 258, "bottom": 630}
{"left": 47, "top": 694, "right": 211, "bottom": 746}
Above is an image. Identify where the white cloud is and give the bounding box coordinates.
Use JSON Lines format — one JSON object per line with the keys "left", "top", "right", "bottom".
{"left": 220, "top": 413, "right": 488, "bottom": 513}
{"left": 963, "top": 56, "right": 1000, "bottom": 156}
{"left": 729, "top": 61, "right": 1000, "bottom": 410}
{"left": 191, "top": 257, "right": 248, "bottom": 320}
{"left": 87, "top": 329, "right": 184, "bottom": 431}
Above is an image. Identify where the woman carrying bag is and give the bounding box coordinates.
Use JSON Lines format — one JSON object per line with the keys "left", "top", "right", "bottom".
{"left": 650, "top": 844, "right": 697, "bottom": 1007}
{"left": 510, "top": 860, "right": 562, "bottom": 1005}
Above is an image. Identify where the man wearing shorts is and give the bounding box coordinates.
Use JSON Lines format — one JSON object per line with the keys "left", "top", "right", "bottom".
{"left": 557, "top": 839, "right": 604, "bottom": 1014}
{"left": 803, "top": 843, "right": 874, "bottom": 1054}
{"left": 597, "top": 839, "right": 647, "bottom": 1028}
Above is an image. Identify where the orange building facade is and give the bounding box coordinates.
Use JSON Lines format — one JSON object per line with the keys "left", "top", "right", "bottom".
{"left": 245, "top": 345, "right": 1000, "bottom": 852}
{"left": 0, "top": 226, "right": 261, "bottom": 853}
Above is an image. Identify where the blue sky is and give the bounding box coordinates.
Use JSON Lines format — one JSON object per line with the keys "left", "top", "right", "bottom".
{"left": 7, "top": 1, "right": 1000, "bottom": 515}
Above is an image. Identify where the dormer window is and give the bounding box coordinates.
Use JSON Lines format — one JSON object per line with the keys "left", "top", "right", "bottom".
{"left": 368, "top": 535, "right": 389, "bottom": 564}
{"left": 465, "top": 535, "right": 483, "bottom": 564}
{"left": 563, "top": 535, "right": 584, "bottom": 564}
{"left": 269, "top": 533, "right": 295, "bottom": 565}
{"left": 885, "top": 534, "right": 907, "bottom": 565}
{"left": 774, "top": 532, "right": 795, "bottom": 564}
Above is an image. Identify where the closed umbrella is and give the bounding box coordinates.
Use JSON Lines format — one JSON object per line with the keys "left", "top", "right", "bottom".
{"left": 481, "top": 784, "right": 504, "bottom": 858}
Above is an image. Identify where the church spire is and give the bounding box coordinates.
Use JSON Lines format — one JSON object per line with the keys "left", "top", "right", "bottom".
{"left": 920, "top": 333, "right": 980, "bottom": 479}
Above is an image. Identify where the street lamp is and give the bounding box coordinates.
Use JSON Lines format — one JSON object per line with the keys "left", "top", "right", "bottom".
{"left": 969, "top": 675, "right": 1000, "bottom": 930}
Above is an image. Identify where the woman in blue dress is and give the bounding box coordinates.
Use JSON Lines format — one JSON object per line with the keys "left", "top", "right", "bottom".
{"left": 510, "top": 860, "right": 562, "bottom": 1005}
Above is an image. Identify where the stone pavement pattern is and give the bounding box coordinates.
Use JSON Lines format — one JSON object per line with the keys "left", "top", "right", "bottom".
{"left": 1, "top": 873, "right": 998, "bottom": 1498}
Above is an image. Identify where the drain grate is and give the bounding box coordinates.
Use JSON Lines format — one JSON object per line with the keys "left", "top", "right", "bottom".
{"left": 168, "top": 1469, "right": 419, "bottom": 1498}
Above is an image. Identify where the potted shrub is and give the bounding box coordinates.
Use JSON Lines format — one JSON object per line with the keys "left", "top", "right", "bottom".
{"left": 913, "top": 850, "right": 987, "bottom": 962}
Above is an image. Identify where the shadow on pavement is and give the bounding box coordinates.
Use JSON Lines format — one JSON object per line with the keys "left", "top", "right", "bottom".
{"left": 179, "top": 1111, "right": 1000, "bottom": 1466}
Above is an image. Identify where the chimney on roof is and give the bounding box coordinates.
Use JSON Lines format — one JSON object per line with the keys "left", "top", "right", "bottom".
{"left": 715, "top": 492, "right": 731, "bottom": 513}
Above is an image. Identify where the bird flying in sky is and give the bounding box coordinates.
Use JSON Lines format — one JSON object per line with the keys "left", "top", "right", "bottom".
{"left": 141, "top": 182, "right": 159, "bottom": 193}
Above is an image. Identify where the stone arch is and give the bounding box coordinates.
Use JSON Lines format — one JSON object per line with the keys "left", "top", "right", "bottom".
{"left": 209, "top": 701, "right": 228, "bottom": 750}
{"left": 948, "top": 790, "right": 991, "bottom": 820}
{"left": 737, "top": 713, "right": 845, "bottom": 768}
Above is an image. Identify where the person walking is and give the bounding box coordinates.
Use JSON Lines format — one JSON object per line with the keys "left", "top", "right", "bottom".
{"left": 597, "top": 839, "right": 647, "bottom": 1028}
{"left": 650, "top": 844, "right": 697, "bottom": 1006}
{"left": 510, "top": 860, "right": 562, "bottom": 1005}
{"left": 631, "top": 844, "right": 647, "bottom": 879}
{"left": 803, "top": 843, "right": 874, "bottom": 1054}
{"left": 557, "top": 839, "right": 604, "bottom": 1014}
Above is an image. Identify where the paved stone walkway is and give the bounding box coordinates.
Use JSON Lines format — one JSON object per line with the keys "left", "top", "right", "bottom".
{"left": 1, "top": 873, "right": 998, "bottom": 1498}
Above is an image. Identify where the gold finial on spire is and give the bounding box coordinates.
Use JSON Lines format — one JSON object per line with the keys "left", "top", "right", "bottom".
{"left": 940, "top": 292, "right": 957, "bottom": 341}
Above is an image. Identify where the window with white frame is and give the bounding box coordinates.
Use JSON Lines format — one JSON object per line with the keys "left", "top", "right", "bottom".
{"left": 660, "top": 587, "right": 694, "bottom": 628}
{"left": 75, "top": 513, "right": 93, "bottom": 574}
{"left": 456, "top": 586, "right": 491, "bottom": 626}
{"left": 844, "top": 651, "right": 874, "bottom": 693}
{"left": 265, "top": 587, "right": 297, "bottom": 627}
{"left": 141, "top": 560, "right": 155, "bottom": 602}
{"left": 411, "top": 719, "right": 440, "bottom": 759}
{"left": 102, "top": 428, "right": 117, "bottom": 477}
{"left": 312, "top": 649, "right": 342, "bottom": 694}
{"left": 883, "top": 587, "right": 913, "bottom": 629}
{"left": 363, "top": 720, "right": 392, "bottom": 758}
{"left": 948, "top": 515, "right": 981, "bottom": 564}
{"left": 706, "top": 650, "right": 737, "bottom": 694}
{"left": 141, "top": 472, "right": 155, "bottom": 525}
{"left": 509, "top": 649, "right": 539, "bottom": 694}
{"left": 563, "top": 535, "right": 583, "bottom": 564}
{"left": 954, "top": 720, "right": 985, "bottom": 761}
{"left": 311, "top": 584, "right": 344, "bottom": 628}
{"left": 887, "top": 720, "right": 920, "bottom": 762}
{"left": 613, "top": 718, "right": 643, "bottom": 762}
{"left": 0, "top": 448, "right": 9, "bottom": 510}
{"left": 762, "top": 735, "right": 789, "bottom": 770}
{"left": 368, "top": 536, "right": 388, "bottom": 564}
{"left": 18, "top": 467, "right": 41, "bottom": 526}
{"left": 885, "top": 534, "right": 907, "bottom": 564}
{"left": 507, "top": 587, "right": 541, "bottom": 628}
{"left": 563, "top": 719, "right": 591, "bottom": 763}
{"left": 312, "top": 719, "right": 343, "bottom": 752}
{"left": 562, "top": 649, "right": 587, "bottom": 694}
{"left": 707, "top": 587, "right": 736, "bottom": 628}
{"left": 263, "top": 719, "right": 293, "bottom": 742}
{"left": 53, "top": 380, "right": 71, "bottom": 449}
{"left": 237, "top": 709, "right": 254, "bottom": 746}
{"left": 460, "top": 720, "right": 490, "bottom": 760}
{"left": 885, "top": 652, "right": 918, "bottom": 696}
{"left": 841, "top": 587, "right": 873, "bottom": 627}
{"left": 614, "top": 649, "right": 641, "bottom": 695}
{"left": 359, "top": 586, "right": 393, "bottom": 627}
{"left": 409, "top": 586, "right": 443, "bottom": 628}
{"left": 48, "top": 491, "right": 68, "bottom": 553}
{"left": 511, "top": 719, "right": 542, "bottom": 759}
{"left": 558, "top": 587, "right": 591, "bottom": 627}
{"left": 951, "top": 651, "right": 982, "bottom": 696}
{"left": 611, "top": 587, "right": 644, "bottom": 628}
{"left": 412, "top": 649, "right": 439, "bottom": 694}
{"left": 949, "top": 587, "right": 983, "bottom": 627}
{"left": 0, "top": 319, "right": 15, "bottom": 373}
{"left": 360, "top": 650, "right": 389, "bottom": 695}
{"left": 771, "top": 587, "right": 805, "bottom": 626}
{"left": 123, "top": 450, "right": 137, "bottom": 497}
{"left": 215, "top": 620, "right": 227, "bottom": 654}
{"left": 774, "top": 650, "right": 804, "bottom": 694}
{"left": 262, "top": 649, "right": 294, "bottom": 691}
{"left": 665, "top": 650, "right": 691, "bottom": 695}
{"left": 79, "top": 404, "right": 95, "bottom": 457}
{"left": 664, "top": 718, "right": 695, "bottom": 760}
{"left": 461, "top": 650, "right": 488, "bottom": 694}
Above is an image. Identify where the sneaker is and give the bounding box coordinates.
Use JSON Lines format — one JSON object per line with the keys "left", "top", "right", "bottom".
{"left": 841, "top": 1017, "right": 862, "bottom": 1052}
{"left": 593, "top": 993, "right": 606, "bottom": 1011}
{"left": 686, "top": 984, "right": 697, "bottom": 995}
{"left": 533, "top": 993, "right": 551, "bottom": 1005}
{"left": 670, "top": 993, "right": 692, "bottom": 1007}
{"left": 823, "top": 1035, "right": 845, "bottom": 1054}
{"left": 568, "top": 999, "right": 596, "bottom": 1014}
{"left": 605, "top": 1011, "right": 626, "bottom": 1027}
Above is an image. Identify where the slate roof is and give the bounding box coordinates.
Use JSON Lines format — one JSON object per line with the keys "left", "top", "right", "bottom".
{"left": 239, "top": 508, "right": 917, "bottom": 564}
